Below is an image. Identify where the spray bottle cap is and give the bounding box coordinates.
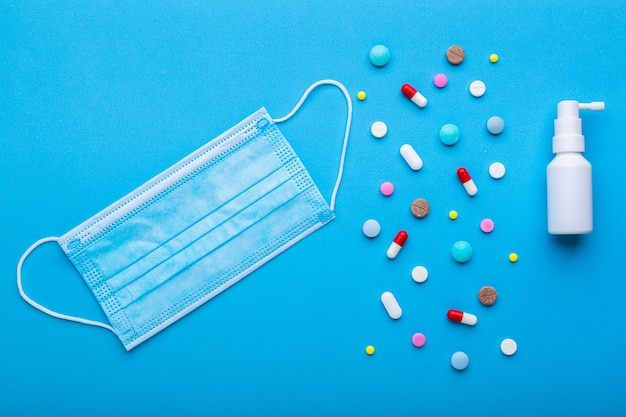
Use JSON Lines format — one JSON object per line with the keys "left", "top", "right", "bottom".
{"left": 553, "top": 100, "right": 605, "bottom": 153}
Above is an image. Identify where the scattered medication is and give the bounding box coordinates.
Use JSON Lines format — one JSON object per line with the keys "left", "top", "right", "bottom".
{"left": 446, "top": 45, "right": 465, "bottom": 65}
{"left": 457, "top": 167, "right": 478, "bottom": 196}
{"left": 451, "top": 240, "right": 472, "bottom": 263}
{"left": 500, "top": 338, "right": 518, "bottom": 356}
{"left": 509, "top": 252, "right": 519, "bottom": 263}
{"left": 401, "top": 83, "right": 428, "bottom": 108}
{"left": 362, "top": 219, "right": 381, "bottom": 238}
{"left": 469, "top": 80, "right": 486, "bottom": 98}
{"left": 411, "top": 266, "right": 428, "bottom": 283}
{"left": 490, "top": 53, "right": 499, "bottom": 63}
{"left": 400, "top": 144, "right": 423, "bottom": 171}
{"left": 381, "top": 291, "right": 402, "bottom": 319}
{"left": 448, "top": 210, "right": 459, "bottom": 220}
{"left": 433, "top": 73, "right": 448, "bottom": 88}
{"left": 480, "top": 218, "right": 495, "bottom": 233}
{"left": 365, "top": 345, "right": 375, "bottom": 355}
{"left": 451, "top": 351, "right": 469, "bottom": 371}
{"left": 357, "top": 91, "right": 367, "bottom": 101}
{"left": 387, "top": 230, "right": 408, "bottom": 259}
{"left": 410, "top": 198, "right": 430, "bottom": 218}
{"left": 447, "top": 309, "right": 478, "bottom": 326}
{"left": 478, "top": 286, "right": 498, "bottom": 306}
{"left": 412, "top": 333, "right": 426, "bottom": 348}
{"left": 380, "top": 181, "right": 395, "bottom": 196}
{"left": 369, "top": 44, "right": 390, "bottom": 67}
{"left": 487, "top": 116, "right": 505, "bottom": 135}
{"left": 371, "top": 121, "right": 388, "bottom": 139}
{"left": 439, "top": 123, "right": 460, "bottom": 146}
{"left": 489, "top": 162, "right": 506, "bottom": 179}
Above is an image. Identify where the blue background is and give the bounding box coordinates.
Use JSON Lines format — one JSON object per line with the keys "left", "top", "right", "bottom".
{"left": 2, "top": 1, "right": 626, "bottom": 416}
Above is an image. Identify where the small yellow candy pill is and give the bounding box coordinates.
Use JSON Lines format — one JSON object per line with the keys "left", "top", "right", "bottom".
{"left": 489, "top": 53, "right": 499, "bottom": 63}
{"left": 365, "top": 345, "right": 375, "bottom": 355}
{"left": 449, "top": 210, "right": 458, "bottom": 220}
{"left": 357, "top": 91, "right": 367, "bottom": 101}
{"left": 509, "top": 252, "right": 519, "bottom": 263}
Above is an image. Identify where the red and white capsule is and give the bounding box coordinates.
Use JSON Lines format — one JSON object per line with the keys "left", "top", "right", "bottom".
{"left": 457, "top": 167, "right": 478, "bottom": 196}
{"left": 387, "top": 230, "right": 408, "bottom": 259}
{"left": 447, "top": 309, "right": 478, "bottom": 326}
{"left": 401, "top": 84, "right": 428, "bottom": 108}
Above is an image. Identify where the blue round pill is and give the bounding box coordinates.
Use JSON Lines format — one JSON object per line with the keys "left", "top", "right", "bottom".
{"left": 369, "top": 45, "right": 390, "bottom": 67}
{"left": 451, "top": 351, "right": 469, "bottom": 371}
{"left": 362, "top": 219, "right": 381, "bottom": 238}
{"left": 487, "top": 116, "right": 505, "bottom": 135}
{"left": 451, "top": 240, "right": 472, "bottom": 263}
{"left": 439, "top": 123, "right": 460, "bottom": 146}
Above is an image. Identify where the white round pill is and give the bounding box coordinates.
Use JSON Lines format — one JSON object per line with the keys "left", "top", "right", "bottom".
{"left": 370, "top": 121, "right": 388, "bottom": 139}
{"left": 489, "top": 162, "right": 506, "bottom": 179}
{"left": 469, "top": 80, "right": 486, "bottom": 98}
{"left": 500, "top": 338, "right": 518, "bottom": 356}
{"left": 362, "top": 219, "right": 381, "bottom": 238}
{"left": 411, "top": 266, "right": 428, "bottom": 283}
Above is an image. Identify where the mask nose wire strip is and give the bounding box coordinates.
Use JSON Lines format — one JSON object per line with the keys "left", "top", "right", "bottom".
{"left": 273, "top": 79, "right": 352, "bottom": 211}
{"left": 16, "top": 236, "right": 116, "bottom": 333}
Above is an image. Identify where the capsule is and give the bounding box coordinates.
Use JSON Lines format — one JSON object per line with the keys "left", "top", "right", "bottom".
{"left": 457, "top": 167, "right": 478, "bottom": 196}
{"left": 447, "top": 309, "right": 478, "bottom": 326}
{"left": 386, "top": 230, "right": 408, "bottom": 259}
{"left": 400, "top": 144, "right": 423, "bottom": 171}
{"left": 381, "top": 291, "right": 402, "bottom": 319}
{"left": 401, "top": 83, "right": 428, "bottom": 108}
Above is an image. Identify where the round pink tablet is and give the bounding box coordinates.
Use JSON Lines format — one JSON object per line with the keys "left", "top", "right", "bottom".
{"left": 480, "top": 218, "right": 495, "bottom": 233}
{"left": 434, "top": 73, "right": 448, "bottom": 88}
{"left": 412, "top": 332, "right": 426, "bottom": 348}
{"left": 380, "top": 181, "right": 395, "bottom": 196}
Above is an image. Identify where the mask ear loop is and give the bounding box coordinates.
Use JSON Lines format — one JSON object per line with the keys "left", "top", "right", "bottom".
{"left": 16, "top": 237, "right": 116, "bottom": 333}
{"left": 273, "top": 79, "right": 352, "bottom": 211}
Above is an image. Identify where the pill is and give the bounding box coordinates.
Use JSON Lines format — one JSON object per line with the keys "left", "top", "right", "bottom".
{"left": 381, "top": 291, "right": 402, "bottom": 319}
{"left": 357, "top": 91, "right": 367, "bottom": 101}
{"left": 369, "top": 44, "right": 390, "bottom": 67}
{"left": 451, "top": 240, "right": 472, "bottom": 263}
{"left": 365, "top": 345, "right": 375, "bottom": 355}
{"left": 446, "top": 45, "right": 465, "bottom": 65}
{"left": 433, "top": 73, "right": 448, "bottom": 88}
{"left": 447, "top": 309, "right": 478, "bottom": 326}
{"left": 371, "top": 121, "right": 388, "bottom": 139}
{"left": 439, "top": 123, "right": 460, "bottom": 146}
{"left": 480, "top": 218, "right": 495, "bottom": 233}
{"left": 380, "top": 181, "right": 394, "bottom": 196}
{"left": 478, "top": 286, "right": 498, "bottom": 306}
{"left": 448, "top": 210, "right": 458, "bottom": 220}
{"left": 469, "top": 80, "right": 486, "bottom": 97}
{"left": 411, "top": 266, "right": 428, "bottom": 283}
{"left": 400, "top": 144, "right": 423, "bottom": 171}
{"left": 457, "top": 167, "right": 478, "bottom": 196}
{"left": 489, "top": 162, "right": 506, "bottom": 179}
{"left": 387, "top": 230, "right": 408, "bottom": 259}
{"left": 487, "top": 116, "right": 505, "bottom": 135}
{"left": 401, "top": 83, "right": 427, "bottom": 108}
{"left": 412, "top": 333, "right": 426, "bottom": 348}
{"left": 362, "top": 219, "right": 381, "bottom": 238}
{"left": 500, "top": 338, "right": 518, "bottom": 356}
{"left": 410, "top": 198, "right": 430, "bottom": 218}
{"left": 509, "top": 252, "right": 519, "bottom": 263}
{"left": 451, "top": 351, "right": 469, "bottom": 371}
{"left": 489, "top": 53, "right": 499, "bottom": 63}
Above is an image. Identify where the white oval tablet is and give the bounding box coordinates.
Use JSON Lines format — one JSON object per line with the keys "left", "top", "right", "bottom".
{"left": 489, "top": 162, "right": 506, "bottom": 179}
{"left": 381, "top": 291, "right": 402, "bottom": 319}
{"left": 501, "top": 338, "right": 518, "bottom": 356}
{"left": 411, "top": 266, "right": 428, "bottom": 283}
{"left": 370, "top": 121, "right": 388, "bottom": 139}
{"left": 400, "top": 144, "right": 423, "bottom": 171}
{"left": 469, "top": 80, "right": 486, "bottom": 98}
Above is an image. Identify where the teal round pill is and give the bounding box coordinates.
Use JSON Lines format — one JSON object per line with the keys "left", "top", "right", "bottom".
{"left": 369, "top": 45, "right": 390, "bottom": 67}
{"left": 451, "top": 351, "right": 469, "bottom": 371}
{"left": 439, "top": 124, "right": 460, "bottom": 146}
{"left": 451, "top": 240, "right": 472, "bottom": 263}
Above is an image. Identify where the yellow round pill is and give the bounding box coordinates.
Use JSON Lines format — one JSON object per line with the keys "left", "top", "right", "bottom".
{"left": 509, "top": 252, "right": 519, "bottom": 263}
{"left": 489, "top": 53, "right": 499, "bottom": 63}
{"left": 448, "top": 210, "right": 458, "bottom": 220}
{"left": 357, "top": 91, "right": 367, "bottom": 101}
{"left": 365, "top": 345, "right": 375, "bottom": 355}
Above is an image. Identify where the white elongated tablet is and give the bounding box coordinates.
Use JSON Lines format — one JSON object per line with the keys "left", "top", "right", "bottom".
{"left": 400, "top": 144, "right": 423, "bottom": 171}
{"left": 381, "top": 291, "right": 402, "bottom": 319}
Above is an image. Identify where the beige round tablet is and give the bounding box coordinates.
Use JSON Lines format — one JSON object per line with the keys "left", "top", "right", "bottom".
{"left": 478, "top": 286, "right": 498, "bottom": 306}
{"left": 446, "top": 45, "right": 465, "bottom": 65}
{"left": 410, "top": 198, "right": 430, "bottom": 218}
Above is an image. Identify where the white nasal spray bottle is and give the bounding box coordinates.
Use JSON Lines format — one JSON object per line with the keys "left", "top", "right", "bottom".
{"left": 547, "top": 100, "right": 604, "bottom": 235}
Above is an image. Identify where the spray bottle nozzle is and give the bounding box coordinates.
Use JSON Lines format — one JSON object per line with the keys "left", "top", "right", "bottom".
{"left": 579, "top": 102, "right": 605, "bottom": 111}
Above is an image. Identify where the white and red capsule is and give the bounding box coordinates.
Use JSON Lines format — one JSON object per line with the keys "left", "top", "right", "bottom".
{"left": 457, "top": 167, "right": 478, "bottom": 196}
{"left": 447, "top": 309, "right": 478, "bottom": 326}
{"left": 387, "top": 230, "right": 408, "bottom": 259}
{"left": 401, "top": 84, "right": 428, "bottom": 108}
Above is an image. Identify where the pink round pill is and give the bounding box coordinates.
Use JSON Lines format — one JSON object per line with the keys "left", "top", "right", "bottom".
{"left": 480, "top": 218, "right": 495, "bottom": 233}
{"left": 412, "top": 333, "right": 426, "bottom": 348}
{"left": 380, "top": 181, "right": 395, "bottom": 196}
{"left": 434, "top": 73, "right": 448, "bottom": 88}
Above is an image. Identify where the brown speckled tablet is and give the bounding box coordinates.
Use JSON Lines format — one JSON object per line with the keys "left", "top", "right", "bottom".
{"left": 410, "top": 198, "right": 430, "bottom": 218}
{"left": 478, "top": 286, "right": 497, "bottom": 306}
{"left": 446, "top": 45, "right": 465, "bottom": 65}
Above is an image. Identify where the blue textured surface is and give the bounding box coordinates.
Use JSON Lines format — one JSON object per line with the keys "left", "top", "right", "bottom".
{"left": 3, "top": 2, "right": 626, "bottom": 416}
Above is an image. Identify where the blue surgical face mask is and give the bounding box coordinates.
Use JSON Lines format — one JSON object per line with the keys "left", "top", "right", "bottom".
{"left": 17, "top": 80, "right": 352, "bottom": 351}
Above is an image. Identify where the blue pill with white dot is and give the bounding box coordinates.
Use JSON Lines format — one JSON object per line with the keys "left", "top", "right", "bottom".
{"left": 451, "top": 240, "right": 472, "bottom": 263}
{"left": 439, "top": 124, "right": 460, "bottom": 146}
{"left": 369, "top": 45, "right": 390, "bottom": 67}
{"left": 487, "top": 116, "right": 505, "bottom": 135}
{"left": 451, "top": 351, "right": 469, "bottom": 371}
